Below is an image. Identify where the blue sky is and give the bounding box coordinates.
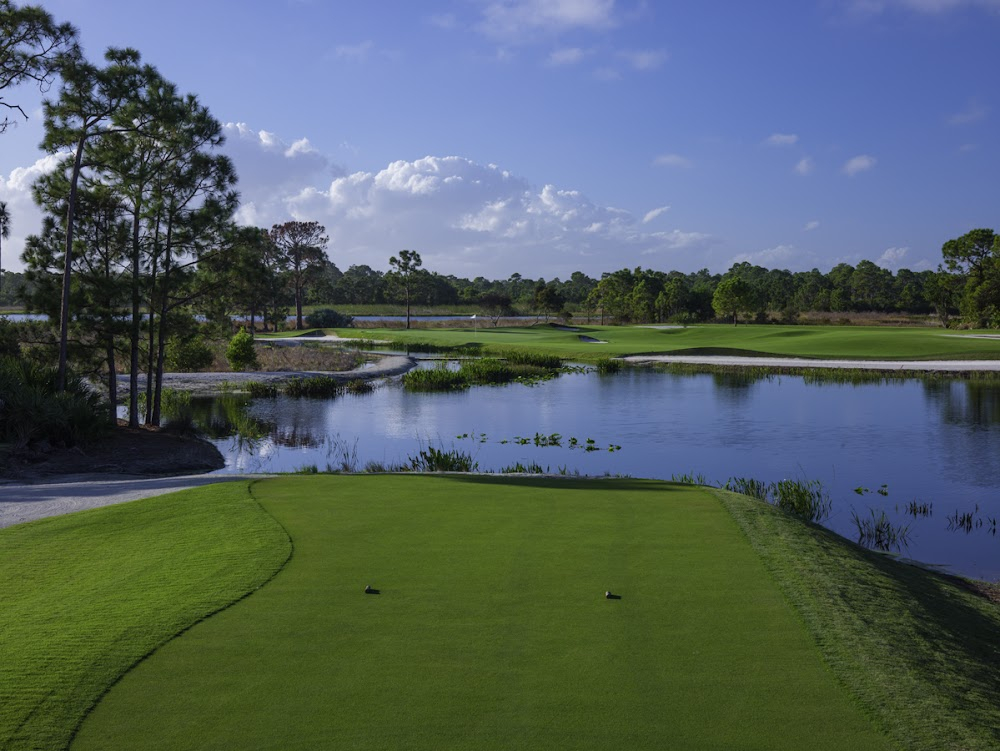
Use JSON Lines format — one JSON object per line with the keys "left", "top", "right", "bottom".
{"left": 1, "top": 0, "right": 997, "bottom": 279}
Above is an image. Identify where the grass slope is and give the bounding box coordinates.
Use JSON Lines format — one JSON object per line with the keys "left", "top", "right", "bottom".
{"left": 0, "top": 483, "right": 290, "bottom": 751}
{"left": 341, "top": 323, "right": 1000, "bottom": 363}
{"left": 713, "top": 488, "right": 1000, "bottom": 751}
{"left": 75, "top": 475, "right": 888, "bottom": 751}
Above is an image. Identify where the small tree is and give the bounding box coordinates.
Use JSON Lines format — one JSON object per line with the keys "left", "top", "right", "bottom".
{"left": 269, "top": 221, "right": 329, "bottom": 330}
{"left": 712, "top": 276, "right": 755, "bottom": 326}
{"left": 388, "top": 249, "right": 422, "bottom": 329}
{"left": 479, "top": 291, "right": 513, "bottom": 327}
{"left": 226, "top": 329, "right": 258, "bottom": 371}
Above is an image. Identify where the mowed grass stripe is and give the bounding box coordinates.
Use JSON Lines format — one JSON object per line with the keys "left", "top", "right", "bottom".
{"left": 75, "top": 476, "right": 889, "bottom": 750}
{"left": 343, "top": 323, "right": 1000, "bottom": 362}
{"left": 0, "top": 482, "right": 290, "bottom": 751}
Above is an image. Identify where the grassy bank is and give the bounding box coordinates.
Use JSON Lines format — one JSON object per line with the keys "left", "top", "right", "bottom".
{"left": 75, "top": 475, "right": 888, "bottom": 750}
{"left": 0, "top": 483, "right": 289, "bottom": 751}
{"left": 338, "top": 323, "right": 1000, "bottom": 363}
{"left": 713, "top": 487, "right": 1000, "bottom": 750}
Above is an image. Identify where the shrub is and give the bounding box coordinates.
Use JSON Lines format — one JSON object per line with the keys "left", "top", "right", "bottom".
{"left": 226, "top": 329, "right": 259, "bottom": 372}
{"left": 0, "top": 356, "right": 108, "bottom": 449}
{"left": 165, "top": 335, "right": 215, "bottom": 372}
{"left": 305, "top": 308, "right": 354, "bottom": 328}
{"left": 0, "top": 317, "right": 21, "bottom": 358}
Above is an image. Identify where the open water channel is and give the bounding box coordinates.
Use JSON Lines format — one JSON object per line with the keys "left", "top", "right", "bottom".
{"left": 181, "top": 364, "right": 1000, "bottom": 582}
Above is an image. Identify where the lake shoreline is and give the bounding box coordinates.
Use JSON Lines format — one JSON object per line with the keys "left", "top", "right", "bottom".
{"left": 623, "top": 354, "right": 1000, "bottom": 371}
{"left": 112, "top": 353, "right": 416, "bottom": 396}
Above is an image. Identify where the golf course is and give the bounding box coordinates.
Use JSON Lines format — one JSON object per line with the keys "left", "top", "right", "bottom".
{"left": 335, "top": 322, "right": 1000, "bottom": 364}
{"left": 3, "top": 475, "right": 998, "bottom": 750}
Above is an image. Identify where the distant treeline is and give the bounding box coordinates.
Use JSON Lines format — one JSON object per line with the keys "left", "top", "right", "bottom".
{"left": 0, "top": 259, "right": 961, "bottom": 324}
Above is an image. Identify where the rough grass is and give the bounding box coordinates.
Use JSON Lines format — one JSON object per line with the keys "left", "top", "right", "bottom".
{"left": 339, "top": 323, "right": 1000, "bottom": 364}
{"left": 75, "top": 476, "right": 889, "bottom": 751}
{"left": 712, "top": 488, "right": 1000, "bottom": 751}
{"left": 0, "top": 483, "right": 290, "bottom": 751}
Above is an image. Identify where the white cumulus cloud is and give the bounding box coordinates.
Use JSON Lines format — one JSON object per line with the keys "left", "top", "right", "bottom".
{"left": 729, "top": 244, "right": 800, "bottom": 268}
{"left": 842, "top": 154, "right": 876, "bottom": 176}
{"left": 876, "top": 246, "right": 909, "bottom": 269}
{"left": 795, "top": 157, "right": 814, "bottom": 175}
{"left": 642, "top": 205, "right": 671, "bottom": 224}
{"left": 804, "top": 220, "right": 821, "bottom": 231}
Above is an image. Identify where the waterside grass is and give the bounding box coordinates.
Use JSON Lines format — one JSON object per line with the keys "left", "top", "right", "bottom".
{"left": 714, "top": 486, "right": 1000, "bottom": 751}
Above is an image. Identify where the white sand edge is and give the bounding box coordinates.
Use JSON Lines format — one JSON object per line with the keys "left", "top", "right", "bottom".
{"left": 622, "top": 355, "right": 1000, "bottom": 371}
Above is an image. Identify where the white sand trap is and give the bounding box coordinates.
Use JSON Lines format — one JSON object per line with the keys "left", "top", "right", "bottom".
{"left": 623, "top": 355, "right": 1000, "bottom": 372}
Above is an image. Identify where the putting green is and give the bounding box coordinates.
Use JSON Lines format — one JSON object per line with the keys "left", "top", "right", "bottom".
{"left": 74, "top": 476, "right": 888, "bottom": 750}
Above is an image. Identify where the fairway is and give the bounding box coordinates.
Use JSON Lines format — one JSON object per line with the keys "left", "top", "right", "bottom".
{"left": 339, "top": 322, "right": 1000, "bottom": 362}
{"left": 74, "top": 476, "right": 888, "bottom": 750}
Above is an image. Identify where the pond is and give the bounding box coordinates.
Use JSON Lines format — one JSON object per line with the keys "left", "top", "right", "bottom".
{"left": 177, "top": 367, "right": 999, "bottom": 581}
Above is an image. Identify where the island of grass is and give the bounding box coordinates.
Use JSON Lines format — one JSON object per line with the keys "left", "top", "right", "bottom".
{"left": 2, "top": 475, "right": 998, "bottom": 750}
{"left": 327, "top": 322, "right": 1000, "bottom": 365}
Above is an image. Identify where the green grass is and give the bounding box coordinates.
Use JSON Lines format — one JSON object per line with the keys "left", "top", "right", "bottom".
{"left": 713, "top": 488, "right": 1000, "bottom": 751}
{"left": 74, "top": 476, "right": 888, "bottom": 751}
{"left": 0, "top": 483, "right": 290, "bottom": 751}
{"left": 4, "top": 476, "right": 998, "bottom": 749}
{"left": 338, "top": 322, "right": 1000, "bottom": 363}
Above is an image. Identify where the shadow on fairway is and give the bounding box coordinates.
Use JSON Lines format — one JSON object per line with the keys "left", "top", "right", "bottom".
{"left": 436, "top": 475, "right": 693, "bottom": 494}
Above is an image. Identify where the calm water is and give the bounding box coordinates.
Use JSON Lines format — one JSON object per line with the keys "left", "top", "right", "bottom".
{"left": 183, "top": 369, "right": 999, "bottom": 580}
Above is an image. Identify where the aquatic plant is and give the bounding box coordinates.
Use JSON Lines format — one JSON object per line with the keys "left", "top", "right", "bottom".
{"left": 407, "top": 446, "right": 478, "bottom": 472}
{"left": 595, "top": 356, "right": 622, "bottom": 374}
{"left": 771, "top": 478, "right": 832, "bottom": 523}
{"left": 498, "top": 461, "right": 548, "bottom": 474}
{"left": 244, "top": 381, "right": 278, "bottom": 398}
{"left": 850, "top": 508, "right": 912, "bottom": 551}
{"left": 402, "top": 366, "right": 467, "bottom": 391}
{"left": 672, "top": 472, "right": 708, "bottom": 485}
{"left": 724, "top": 477, "right": 769, "bottom": 501}
{"left": 283, "top": 376, "right": 345, "bottom": 398}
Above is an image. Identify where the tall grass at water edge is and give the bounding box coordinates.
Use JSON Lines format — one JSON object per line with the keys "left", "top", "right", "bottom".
{"left": 670, "top": 474, "right": 833, "bottom": 525}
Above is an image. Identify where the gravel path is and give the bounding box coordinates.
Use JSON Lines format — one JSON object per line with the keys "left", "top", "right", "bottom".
{"left": 622, "top": 355, "right": 1000, "bottom": 371}
{"left": 0, "top": 474, "right": 262, "bottom": 529}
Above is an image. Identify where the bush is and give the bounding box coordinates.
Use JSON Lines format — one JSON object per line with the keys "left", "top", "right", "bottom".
{"left": 0, "top": 356, "right": 108, "bottom": 449}
{"left": 305, "top": 308, "right": 354, "bottom": 329}
{"left": 0, "top": 318, "right": 21, "bottom": 358}
{"left": 165, "top": 336, "right": 215, "bottom": 372}
{"left": 226, "top": 329, "right": 259, "bottom": 372}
